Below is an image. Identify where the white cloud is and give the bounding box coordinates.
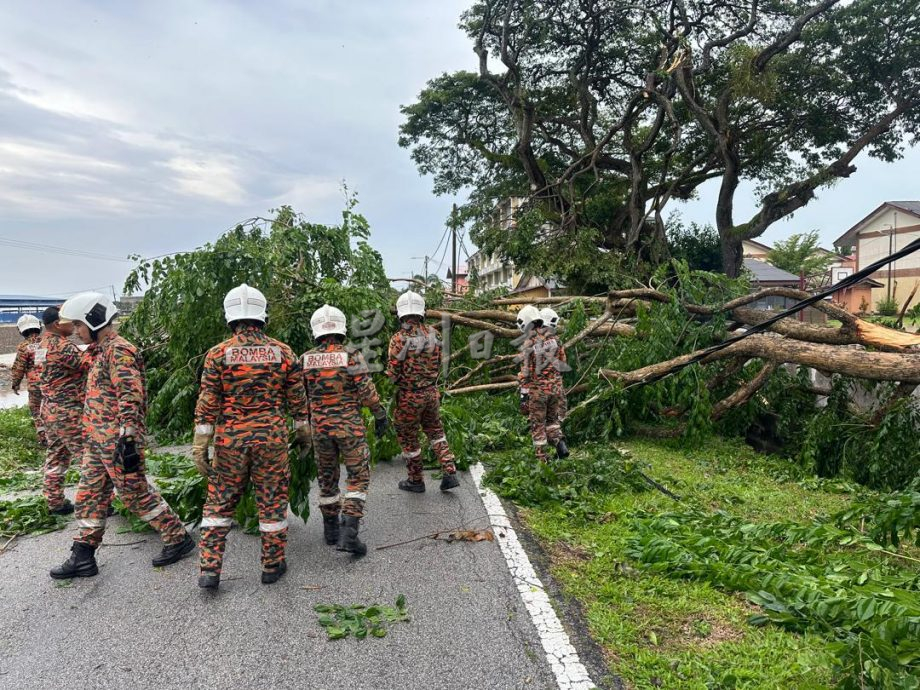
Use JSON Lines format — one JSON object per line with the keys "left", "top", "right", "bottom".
{"left": 270, "top": 175, "right": 342, "bottom": 210}
{"left": 162, "top": 154, "right": 247, "bottom": 204}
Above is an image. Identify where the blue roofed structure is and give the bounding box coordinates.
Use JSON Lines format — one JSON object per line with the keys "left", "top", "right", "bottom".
{"left": 0, "top": 294, "right": 66, "bottom": 324}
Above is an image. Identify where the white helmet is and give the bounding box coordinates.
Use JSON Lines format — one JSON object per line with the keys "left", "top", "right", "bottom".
{"left": 516, "top": 305, "right": 542, "bottom": 332}
{"left": 396, "top": 290, "right": 425, "bottom": 319}
{"left": 60, "top": 292, "right": 118, "bottom": 332}
{"left": 224, "top": 283, "right": 267, "bottom": 324}
{"left": 311, "top": 304, "right": 347, "bottom": 339}
{"left": 16, "top": 314, "right": 41, "bottom": 334}
{"left": 539, "top": 307, "right": 560, "bottom": 329}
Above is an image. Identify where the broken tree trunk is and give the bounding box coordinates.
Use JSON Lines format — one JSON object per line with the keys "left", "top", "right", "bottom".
{"left": 600, "top": 334, "right": 920, "bottom": 385}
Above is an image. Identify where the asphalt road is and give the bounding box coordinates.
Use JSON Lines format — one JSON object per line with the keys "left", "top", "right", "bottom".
{"left": 0, "top": 460, "right": 557, "bottom": 690}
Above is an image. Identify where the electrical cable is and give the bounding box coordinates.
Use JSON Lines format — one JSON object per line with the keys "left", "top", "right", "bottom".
{"left": 631, "top": 237, "right": 920, "bottom": 388}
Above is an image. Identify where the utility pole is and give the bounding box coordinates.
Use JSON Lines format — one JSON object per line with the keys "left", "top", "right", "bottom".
{"left": 451, "top": 204, "right": 458, "bottom": 293}
{"left": 410, "top": 255, "right": 430, "bottom": 294}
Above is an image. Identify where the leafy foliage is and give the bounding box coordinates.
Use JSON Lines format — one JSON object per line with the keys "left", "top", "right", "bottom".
{"left": 765, "top": 231, "right": 835, "bottom": 281}
{"left": 314, "top": 595, "right": 410, "bottom": 640}
{"left": 876, "top": 297, "right": 900, "bottom": 317}
{"left": 122, "top": 197, "right": 391, "bottom": 442}
{"left": 0, "top": 407, "right": 44, "bottom": 474}
{"left": 484, "top": 443, "right": 648, "bottom": 521}
{"left": 0, "top": 495, "right": 69, "bottom": 536}
{"left": 666, "top": 221, "right": 723, "bottom": 272}
{"left": 628, "top": 508, "right": 920, "bottom": 688}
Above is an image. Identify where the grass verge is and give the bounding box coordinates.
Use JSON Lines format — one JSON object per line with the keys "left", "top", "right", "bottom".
{"left": 486, "top": 436, "right": 917, "bottom": 689}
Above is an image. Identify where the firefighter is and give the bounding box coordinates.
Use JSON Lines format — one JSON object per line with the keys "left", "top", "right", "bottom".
{"left": 538, "top": 306, "right": 569, "bottom": 457}
{"left": 516, "top": 305, "right": 569, "bottom": 462}
{"left": 50, "top": 292, "right": 193, "bottom": 580}
{"left": 303, "top": 304, "right": 387, "bottom": 556}
{"left": 10, "top": 314, "right": 46, "bottom": 448}
{"left": 37, "top": 306, "right": 96, "bottom": 514}
{"left": 193, "top": 284, "right": 310, "bottom": 589}
{"left": 386, "top": 290, "right": 459, "bottom": 493}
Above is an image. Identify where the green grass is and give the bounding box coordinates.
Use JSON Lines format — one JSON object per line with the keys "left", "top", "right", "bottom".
{"left": 0, "top": 407, "right": 43, "bottom": 474}
{"left": 509, "top": 436, "right": 887, "bottom": 689}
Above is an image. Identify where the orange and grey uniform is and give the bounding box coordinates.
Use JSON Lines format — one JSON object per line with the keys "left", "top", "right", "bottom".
{"left": 518, "top": 328, "right": 567, "bottom": 462}
{"left": 386, "top": 321, "right": 456, "bottom": 483}
{"left": 11, "top": 332, "right": 47, "bottom": 447}
{"left": 303, "top": 342, "right": 383, "bottom": 519}
{"left": 73, "top": 331, "right": 186, "bottom": 548}
{"left": 195, "top": 326, "right": 308, "bottom": 574}
{"left": 38, "top": 333, "right": 95, "bottom": 509}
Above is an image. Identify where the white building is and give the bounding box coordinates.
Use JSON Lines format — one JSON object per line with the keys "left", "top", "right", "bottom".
{"left": 467, "top": 197, "right": 527, "bottom": 291}
{"left": 833, "top": 201, "right": 920, "bottom": 303}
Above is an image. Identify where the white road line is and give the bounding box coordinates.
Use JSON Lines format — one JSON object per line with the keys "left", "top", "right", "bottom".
{"left": 470, "top": 463, "right": 596, "bottom": 690}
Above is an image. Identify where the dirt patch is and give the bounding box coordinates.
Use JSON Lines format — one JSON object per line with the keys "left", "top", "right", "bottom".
{"left": 0, "top": 326, "right": 22, "bottom": 355}
{"left": 548, "top": 540, "right": 592, "bottom": 567}
{"left": 678, "top": 616, "right": 745, "bottom": 647}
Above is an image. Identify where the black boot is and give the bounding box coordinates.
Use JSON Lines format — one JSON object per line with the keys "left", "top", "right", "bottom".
{"left": 439, "top": 472, "right": 460, "bottom": 492}
{"left": 49, "top": 541, "right": 98, "bottom": 579}
{"left": 337, "top": 515, "right": 367, "bottom": 556}
{"left": 49, "top": 499, "right": 75, "bottom": 516}
{"left": 398, "top": 479, "right": 425, "bottom": 493}
{"left": 323, "top": 514, "right": 340, "bottom": 545}
{"left": 555, "top": 439, "right": 570, "bottom": 459}
{"left": 152, "top": 533, "right": 195, "bottom": 567}
{"left": 198, "top": 570, "right": 220, "bottom": 589}
{"left": 261, "top": 560, "right": 287, "bottom": 585}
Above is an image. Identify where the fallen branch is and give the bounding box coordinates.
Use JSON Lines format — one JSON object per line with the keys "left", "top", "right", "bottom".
{"left": 492, "top": 295, "right": 606, "bottom": 306}
{"left": 445, "top": 381, "right": 518, "bottom": 395}
{"left": 711, "top": 361, "right": 777, "bottom": 420}
{"left": 425, "top": 310, "right": 519, "bottom": 338}
{"left": 600, "top": 334, "right": 920, "bottom": 385}
{"left": 565, "top": 311, "right": 614, "bottom": 349}
{"left": 869, "top": 382, "right": 918, "bottom": 427}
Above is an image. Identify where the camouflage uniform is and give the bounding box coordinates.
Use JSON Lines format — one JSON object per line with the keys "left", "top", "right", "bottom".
{"left": 38, "top": 332, "right": 95, "bottom": 509}
{"left": 11, "top": 332, "right": 47, "bottom": 447}
{"left": 518, "top": 328, "right": 568, "bottom": 462}
{"left": 73, "top": 331, "right": 187, "bottom": 548}
{"left": 195, "top": 326, "right": 309, "bottom": 575}
{"left": 386, "top": 321, "right": 456, "bottom": 482}
{"left": 303, "top": 342, "right": 384, "bottom": 519}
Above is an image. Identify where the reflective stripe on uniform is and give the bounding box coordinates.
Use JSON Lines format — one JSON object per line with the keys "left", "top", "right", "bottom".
{"left": 404, "top": 450, "right": 421, "bottom": 459}
{"left": 546, "top": 424, "right": 561, "bottom": 432}
{"left": 259, "top": 519, "right": 288, "bottom": 533}
{"left": 139, "top": 501, "right": 168, "bottom": 522}
{"left": 344, "top": 491, "right": 367, "bottom": 502}
{"left": 77, "top": 518, "right": 105, "bottom": 529}
{"left": 44, "top": 466, "right": 67, "bottom": 476}
{"left": 195, "top": 424, "right": 214, "bottom": 435}
{"left": 200, "top": 516, "right": 233, "bottom": 528}
{"left": 534, "top": 440, "right": 548, "bottom": 446}
{"left": 429, "top": 436, "right": 447, "bottom": 445}
{"left": 318, "top": 493, "right": 341, "bottom": 506}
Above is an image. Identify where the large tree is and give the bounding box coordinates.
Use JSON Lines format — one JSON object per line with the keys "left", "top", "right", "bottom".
{"left": 400, "top": 0, "right": 920, "bottom": 279}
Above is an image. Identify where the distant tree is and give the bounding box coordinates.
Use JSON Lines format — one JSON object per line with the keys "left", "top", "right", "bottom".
{"left": 400, "top": 0, "right": 920, "bottom": 280}
{"left": 667, "top": 222, "right": 723, "bottom": 272}
{"left": 767, "top": 231, "right": 835, "bottom": 279}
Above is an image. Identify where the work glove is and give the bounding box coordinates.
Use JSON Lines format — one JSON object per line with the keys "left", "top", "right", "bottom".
{"left": 115, "top": 435, "right": 142, "bottom": 474}
{"left": 374, "top": 412, "right": 389, "bottom": 437}
{"left": 519, "top": 389, "right": 529, "bottom": 416}
{"left": 293, "top": 421, "right": 312, "bottom": 454}
{"left": 192, "top": 431, "right": 214, "bottom": 476}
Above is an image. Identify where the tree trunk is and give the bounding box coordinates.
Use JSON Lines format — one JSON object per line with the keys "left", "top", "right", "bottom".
{"left": 721, "top": 232, "right": 744, "bottom": 278}
{"left": 599, "top": 334, "right": 920, "bottom": 385}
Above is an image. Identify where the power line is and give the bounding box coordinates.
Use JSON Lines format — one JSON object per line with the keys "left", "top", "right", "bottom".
{"left": 0, "top": 235, "right": 130, "bottom": 263}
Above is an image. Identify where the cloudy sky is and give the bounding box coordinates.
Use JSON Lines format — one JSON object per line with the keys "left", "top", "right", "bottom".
{"left": 1, "top": 1, "right": 917, "bottom": 297}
